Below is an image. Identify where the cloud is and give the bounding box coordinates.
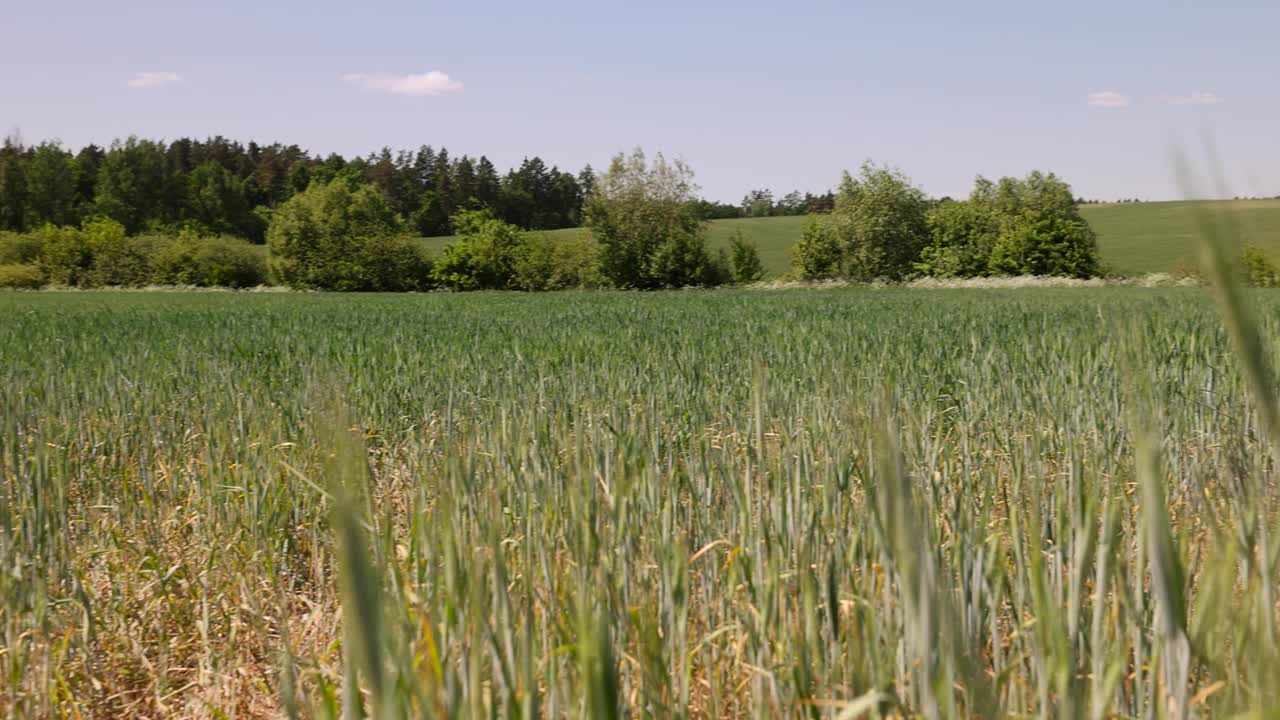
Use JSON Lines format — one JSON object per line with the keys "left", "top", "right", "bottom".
{"left": 1087, "top": 91, "right": 1129, "bottom": 109}
{"left": 1162, "top": 92, "right": 1224, "bottom": 106}
{"left": 342, "top": 71, "right": 463, "bottom": 97}
{"left": 127, "top": 71, "right": 182, "bottom": 89}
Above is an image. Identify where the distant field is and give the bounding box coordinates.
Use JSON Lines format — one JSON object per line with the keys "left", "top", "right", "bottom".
{"left": 422, "top": 199, "right": 1280, "bottom": 277}
{"left": 1082, "top": 199, "right": 1280, "bottom": 274}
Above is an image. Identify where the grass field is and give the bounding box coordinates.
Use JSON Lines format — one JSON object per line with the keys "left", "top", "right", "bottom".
{"left": 3, "top": 287, "right": 1279, "bottom": 717}
{"left": 422, "top": 200, "right": 1280, "bottom": 278}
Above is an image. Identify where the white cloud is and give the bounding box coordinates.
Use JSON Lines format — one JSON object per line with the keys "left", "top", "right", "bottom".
{"left": 127, "top": 71, "right": 182, "bottom": 89}
{"left": 1162, "top": 92, "right": 1224, "bottom": 106}
{"left": 342, "top": 71, "right": 463, "bottom": 97}
{"left": 1087, "top": 91, "right": 1129, "bottom": 109}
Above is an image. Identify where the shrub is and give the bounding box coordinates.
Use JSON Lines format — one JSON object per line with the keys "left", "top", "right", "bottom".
{"left": 791, "top": 218, "right": 844, "bottom": 279}
{"left": 728, "top": 230, "right": 765, "bottom": 283}
{"left": 647, "top": 227, "right": 723, "bottom": 287}
{"left": 916, "top": 200, "right": 998, "bottom": 277}
{"left": 1241, "top": 245, "right": 1280, "bottom": 287}
{"left": 988, "top": 217, "right": 1099, "bottom": 278}
{"left": 268, "top": 180, "right": 418, "bottom": 291}
{"left": 433, "top": 210, "right": 524, "bottom": 290}
{"left": 37, "top": 225, "right": 93, "bottom": 286}
{"left": 151, "top": 234, "right": 270, "bottom": 288}
{"left": 970, "top": 172, "right": 1101, "bottom": 278}
{"left": 0, "top": 231, "right": 43, "bottom": 265}
{"left": 0, "top": 264, "right": 44, "bottom": 289}
{"left": 83, "top": 218, "right": 155, "bottom": 287}
{"left": 584, "top": 149, "right": 716, "bottom": 289}
{"left": 358, "top": 234, "right": 433, "bottom": 292}
{"left": 511, "top": 232, "right": 603, "bottom": 291}
{"left": 825, "top": 163, "right": 929, "bottom": 281}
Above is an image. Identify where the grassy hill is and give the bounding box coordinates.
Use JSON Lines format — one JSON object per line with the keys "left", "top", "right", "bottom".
{"left": 422, "top": 199, "right": 1280, "bottom": 278}
{"left": 1081, "top": 200, "right": 1280, "bottom": 274}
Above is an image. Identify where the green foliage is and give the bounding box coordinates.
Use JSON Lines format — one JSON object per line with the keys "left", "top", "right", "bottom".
{"left": 36, "top": 224, "right": 93, "bottom": 286}
{"left": 794, "top": 162, "right": 929, "bottom": 280}
{"left": 915, "top": 200, "right": 998, "bottom": 277}
{"left": 82, "top": 217, "right": 156, "bottom": 287}
{"left": 727, "top": 230, "right": 765, "bottom": 283}
{"left": 1240, "top": 245, "right": 1280, "bottom": 287}
{"left": 584, "top": 149, "right": 717, "bottom": 288}
{"left": 0, "top": 263, "right": 44, "bottom": 289}
{"left": 24, "top": 142, "right": 80, "bottom": 228}
{"left": 790, "top": 218, "right": 844, "bottom": 278}
{"left": 151, "top": 232, "right": 269, "bottom": 288}
{"left": 268, "top": 179, "right": 426, "bottom": 291}
{"left": 432, "top": 210, "right": 523, "bottom": 290}
{"left": 0, "top": 231, "right": 43, "bottom": 265}
{"left": 988, "top": 217, "right": 1100, "bottom": 278}
{"left": 185, "top": 161, "right": 259, "bottom": 240}
{"left": 973, "top": 171, "right": 1079, "bottom": 224}
{"left": 94, "top": 137, "right": 170, "bottom": 234}
{"left": 511, "top": 231, "right": 603, "bottom": 291}
{"left": 0, "top": 138, "right": 27, "bottom": 232}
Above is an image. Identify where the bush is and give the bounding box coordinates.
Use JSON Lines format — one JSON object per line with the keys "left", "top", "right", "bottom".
{"left": 511, "top": 232, "right": 603, "bottom": 291}
{"left": 0, "top": 231, "right": 43, "bottom": 265}
{"left": 988, "top": 217, "right": 1099, "bottom": 278}
{"left": 791, "top": 218, "right": 844, "bottom": 279}
{"left": 151, "top": 234, "right": 270, "bottom": 288}
{"left": 584, "top": 149, "right": 717, "bottom": 289}
{"left": 83, "top": 218, "right": 156, "bottom": 287}
{"left": 728, "top": 230, "right": 765, "bottom": 283}
{"left": 916, "top": 200, "right": 998, "bottom": 277}
{"left": 969, "top": 172, "right": 1101, "bottom": 278}
{"left": 268, "top": 180, "right": 424, "bottom": 290}
{"left": 1241, "top": 246, "right": 1280, "bottom": 287}
{"left": 433, "top": 210, "right": 524, "bottom": 290}
{"left": 37, "top": 225, "right": 93, "bottom": 286}
{"left": 0, "top": 264, "right": 44, "bottom": 289}
{"left": 647, "top": 227, "right": 723, "bottom": 287}
{"left": 831, "top": 163, "right": 930, "bottom": 280}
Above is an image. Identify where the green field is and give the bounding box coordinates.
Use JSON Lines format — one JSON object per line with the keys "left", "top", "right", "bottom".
{"left": 422, "top": 200, "right": 1280, "bottom": 278}
{"left": 3, "top": 287, "right": 1279, "bottom": 717}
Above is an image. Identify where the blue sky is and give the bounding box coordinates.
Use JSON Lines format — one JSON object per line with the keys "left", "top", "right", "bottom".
{"left": 3, "top": 0, "right": 1277, "bottom": 202}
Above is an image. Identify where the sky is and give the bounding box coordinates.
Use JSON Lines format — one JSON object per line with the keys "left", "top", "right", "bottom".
{"left": 3, "top": 0, "right": 1278, "bottom": 203}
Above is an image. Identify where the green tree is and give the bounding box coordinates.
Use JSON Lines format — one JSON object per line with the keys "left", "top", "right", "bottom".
{"left": 83, "top": 217, "right": 155, "bottom": 286}
{"left": 94, "top": 137, "right": 170, "bottom": 233}
{"left": 25, "top": 142, "right": 79, "bottom": 228}
{"left": 186, "top": 161, "right": 255, "bottom": 238}
{"left": 988, "top": 217, "right": 1099, "bottom": 278}
{"left": 511, "top": 231, "right": 603, "bottom": 291}
{"left": 432, "top": 209, "right": 524, "bottom": 290}
{"left": 791, "top": 218, "right": 843, "bottom": 279}
{"left": 915, "top": 199, "right": 999, "bottom": 277}
{"left": 0, "top": 136, "right": 27, "bottom": 232}
{"left": 975, "top": 171, "right": 1100, "bottom": 277}
{"left": 267, "top": 179, "right": 428, "bottom": 290}
{"left": 728, "top": 230, "right": 765, "bottom": 283}
{"left": 37, "top": 224, "right": 92, "bottom": 286}
{"left": 151, "top": 231, "right": 268, "bottom": 287}
{"left": 827, "top": 162, "right": 929, "bottom": 280}
{"left": 584, "top": 149, "right": 715, "bottom": 288}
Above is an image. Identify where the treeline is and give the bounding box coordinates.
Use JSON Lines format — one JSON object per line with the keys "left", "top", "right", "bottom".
{"left": 793, "top": 164, "right": 1100, "bottom": 280}
{"left": 0, "top": 132, "right": 1112, "bottom": 290}
{"left": 0, "top": 134, "right": 843, "bottom": 244}
{"left": 0, "top": 149, "right": 768, "bottom": 291}
{"left": 0, "top": 134, "right": 593, "bottom": 240}
{"left": 0, "top": 134, "right": 839, "bottom": 243}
